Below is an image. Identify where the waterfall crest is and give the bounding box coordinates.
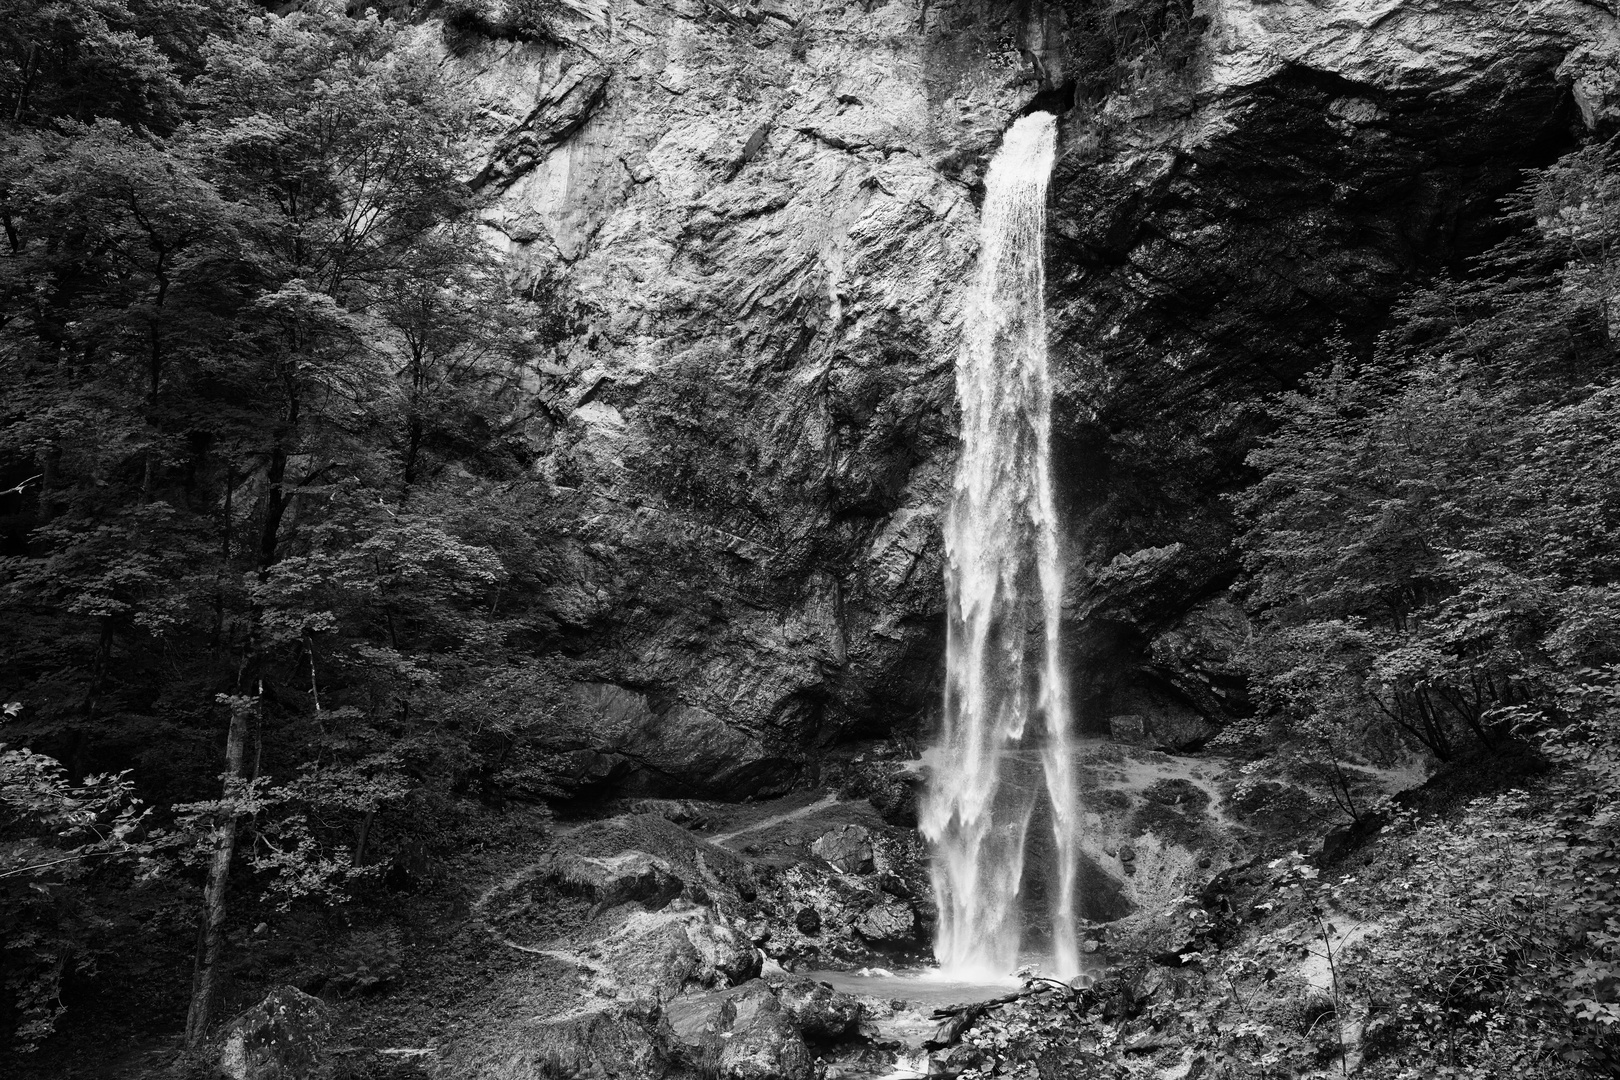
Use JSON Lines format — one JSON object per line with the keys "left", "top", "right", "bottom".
{"left": 920, "top": 111, "right": 1080, "bottom": 979}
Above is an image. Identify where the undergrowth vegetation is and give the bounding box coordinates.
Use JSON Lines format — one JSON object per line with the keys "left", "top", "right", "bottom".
{"left": 1215, "top": 139, "right": 1620, "bottom": 1077}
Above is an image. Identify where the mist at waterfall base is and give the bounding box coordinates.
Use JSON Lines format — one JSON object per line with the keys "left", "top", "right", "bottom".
{"left": 918, "top": 111, "right": 1086, "bottom": 981}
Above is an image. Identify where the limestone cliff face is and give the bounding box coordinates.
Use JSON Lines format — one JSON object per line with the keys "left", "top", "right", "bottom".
{"left": 431, "top": 0, "right": 1036, "bottom": 795}
{"left": 430, "top": 0, "right": 1620, "bottom": 793}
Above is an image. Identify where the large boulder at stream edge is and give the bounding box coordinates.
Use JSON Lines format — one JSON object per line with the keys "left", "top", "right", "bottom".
{"left": 715, "top": 985, "right": 815, "bottom": 1080}
{"left": 855, "top": 900, "right": 918, "bottom": 946}
{"left": 218, "top": 986, "right": 333, "bottom": 1080}
{"left": 712, "top": 980, "right": 861, "bottom": 1080}
{"left": 583, "top": 900, "right": 762, "bottom": 999}
{"left": 664, "top": 978, "right": 863, "bottom": 1080}
{"left": 774, "top": 978, "right": 863, "bottom": 1041}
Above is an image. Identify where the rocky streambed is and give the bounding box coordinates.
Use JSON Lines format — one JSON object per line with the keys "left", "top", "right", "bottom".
{"left": 204, "top": 737, "right": 1424, "bottom": 1080}
{"left": 209, "top": 734, "right": 1429, "bottom": 1079}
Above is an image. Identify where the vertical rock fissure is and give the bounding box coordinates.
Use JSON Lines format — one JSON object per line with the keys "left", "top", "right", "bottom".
{"left": 921, "top": 111, "right": 1080, "bottom": 978}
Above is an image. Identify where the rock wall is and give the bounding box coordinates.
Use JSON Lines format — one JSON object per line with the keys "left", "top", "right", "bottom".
{"left": 430, "top": 0, "right": 1040, "bottom": 794}
{"left": 426, "top": 0, "right": 1620, "bottom": 794}
{"left": 1045, "top": 0, "right": 1620, "bottom": 736}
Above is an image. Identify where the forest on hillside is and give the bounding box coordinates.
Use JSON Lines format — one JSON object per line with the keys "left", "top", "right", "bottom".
{"left": 0, "top": 0, "right": 584, "bottom": 1052}
{"left": 5, "top": 0, "right": 1620, "bottom": 1077}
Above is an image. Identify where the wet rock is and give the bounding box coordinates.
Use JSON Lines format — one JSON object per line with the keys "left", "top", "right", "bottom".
{"left": 878, "top": 871, "right": 913, "bottom": 899}
{"left": 855, "top": 902, "right": 917, "bottom": 945}
{"left": 219, "top": 987, "right": 333, "bottom": 1080}
{"left": 1118, "top": 845, "right": 1138, "bottom": 878}
{"left": 811, "top": 825, "right": 874, "bottom": 875}
{"left": 716, "top": 985, "right": 816, "bottom": 1080}
{"left": 834, "top": 756, "right": 924, "bottom": 828}
{"left": 775, "top": 979, "right": 862, "bottom": 1041}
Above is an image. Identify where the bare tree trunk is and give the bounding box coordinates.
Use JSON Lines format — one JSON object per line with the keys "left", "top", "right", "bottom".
{"left": 184, "top": 694, "right": 253, "bottom": 1047}
{"left": 354, "top": 808, "right": 375, "bottom": 867}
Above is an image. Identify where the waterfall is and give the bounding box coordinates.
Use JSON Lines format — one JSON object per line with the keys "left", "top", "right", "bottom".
{"left": 920, "top": 111, "right": 1080, "bottom": 979}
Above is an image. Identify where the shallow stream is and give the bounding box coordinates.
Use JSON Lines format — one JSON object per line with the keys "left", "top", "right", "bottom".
{"left": 794, "top": 962, "right": 1103, "bottom": 1080}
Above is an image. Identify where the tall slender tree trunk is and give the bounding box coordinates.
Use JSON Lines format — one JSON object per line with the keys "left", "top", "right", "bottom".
{"left": 212, "top": 472, "right": 235, "bottom": 652}
{"left": 184, "top": 694, "right": 253, "bottom": 1047}
{"left": 354, "top": 808, "right": 375, "bottom": 867}
{"left": 260, "top": 442, "right": 289, "bottom": 571}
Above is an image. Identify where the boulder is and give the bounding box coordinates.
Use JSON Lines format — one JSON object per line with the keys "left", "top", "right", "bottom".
{"left": 540, "top": 850, "right": 686, "bottom": 910}
{"left": 855, "top": 902, "right": 917, "bottom": 945}
{"left": 716, "top": 986, "right": 816, "bottom": 1080}
{"left": 1147, "top": 597, "right": 1254, "bottom": 726}
{"left": 219, "top": 987, "right": 333, "bottom": 1080}
{"left": 588, "top": 902, "right": 761, "bottom": 998}
{"left": 810, "top": 825, "right": 875, "bottom": 875}
{"left": 775, "top": 979, "right": 862, "bottom": 1041}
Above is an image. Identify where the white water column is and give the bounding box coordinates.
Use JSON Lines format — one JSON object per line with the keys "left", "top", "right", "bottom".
{"left": 920, "top": 111, "right": 1081, "bottom": 979}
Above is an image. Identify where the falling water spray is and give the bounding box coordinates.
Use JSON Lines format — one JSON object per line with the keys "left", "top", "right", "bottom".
{"left": 920, "top": 111, "right": 1081, "bottom": 978}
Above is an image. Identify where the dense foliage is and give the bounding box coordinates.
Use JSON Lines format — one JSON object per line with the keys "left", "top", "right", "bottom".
{"left": 0, "top": 0, "right": 575, "bottom": 1049}
{"left": 1238, "top": 145, "right": 1620, "bottom": 763}
{"left": 1233, "top": 143, "right": 1620, "bottom": 1072}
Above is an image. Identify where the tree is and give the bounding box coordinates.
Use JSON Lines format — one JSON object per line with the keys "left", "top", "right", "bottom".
{"left": 1237, "top": 144, "right": 1620, "bottom": 763}
{"left": 0, "top": 4, "right": 573, "bottom": 1047}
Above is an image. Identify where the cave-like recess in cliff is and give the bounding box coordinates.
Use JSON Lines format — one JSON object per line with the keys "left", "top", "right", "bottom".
{"left": 1039, "top": 40, "right": 1586, "bottom": 743}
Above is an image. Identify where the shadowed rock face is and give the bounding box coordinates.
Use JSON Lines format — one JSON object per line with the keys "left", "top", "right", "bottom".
{"left": 1045, "top": 0, "right": 1615, "bottom": 734}
{"left": 433, "top": 0, "right": 1620, "bottom": 792}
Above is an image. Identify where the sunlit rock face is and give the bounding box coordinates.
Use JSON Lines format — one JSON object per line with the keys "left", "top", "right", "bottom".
{"left": 428, "top": 0, "right": 1620, "bottom": 792}
{"left": 429, "top": 0, "right": 1040, "bottom": 794}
